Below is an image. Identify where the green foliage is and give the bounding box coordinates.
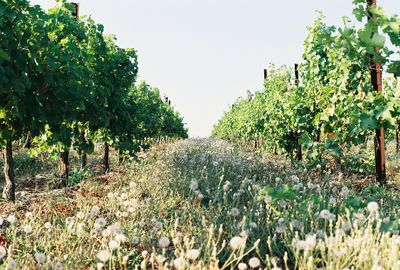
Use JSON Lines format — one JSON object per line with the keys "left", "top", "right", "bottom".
{"left": 1, "top": 0, "right": 187, "bottom": 155}
{"left": 0, "top": 0, "right": 188, "bottom": 200}
{"left": 213, "top": 2, "right": 400, "bottom": 168}
{"left": 68, "top": 168, "right": 93, "bottom": 186}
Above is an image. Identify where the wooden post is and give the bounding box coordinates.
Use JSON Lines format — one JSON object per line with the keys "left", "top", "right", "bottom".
{"left": 3, "top": 139, "right": 15, "bottom": 201}
{"left": 263, "top": 67, "right": 268, "bottom": 162}
{"left": 103, "top": 143, "right": 110, "bottom": 172}
{"left": 368, "top": 0, "right": 386, "bottom": 184}
{"left": 80, "top": 120, "right": 87, "bottom": 169}
{"left": 294, "top": 64, "right": 300, "bottom": 86}
{"left": 71, "top": 2, "right": 79, "bottom": 19}
{"left": 295, "top": 64, "right": 302, "bottom": 161}
{"left": 59, "top": 151, "right": 69, "bottom": 187}
{"left": 80, "top": 149, "right": 87, "bottom": 169}
{"left": 395, "top": 75, "right": 400, "bottom": 154}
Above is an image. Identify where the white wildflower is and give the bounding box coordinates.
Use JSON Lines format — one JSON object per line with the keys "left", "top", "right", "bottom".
{"left": 291, "top": 175, "right": 299, "bottom": 182}
{"left": 108, "top": 240, "right": 119, "bottom": 250}
{"left": 0, "top": 246, "right": 6, "bottom": 259}
{"left": 249, "top": 257, "right": 261, "bottom": 268}
{"left": 129, "top": 182, "right": 136, "bottom": 189}
{"left": 307, "top": 183, "right": 315, "bottom": 189}
{"left": 186, "top": 249, "right": 200, "bottom": 260}
{"left": 189, "top": 179, "right": 198, "bottom": 190}
{"left": 238, "top": 263, "right": 248, "bottom": 270}
{"left": 24, "top": 225, "right": 33, "bottom": 234}
{"left": 223, "top": 181, "right": 231, "bottom": 191}
{"left": 173, "top": 257, "right": 186, "bottom": 270}
{"left": 293, "top": 235, "right": 316, "bottom": 251}
{"left": 329, "top": 197, "right": 337, "bottom": 205}
{"left": 96, "top": 250, "right": 111, "bottom": 262}
{"left": 229, "top": 236, "right": 245, "bottom": 250}
{"left": 294, "top": 183, "right": 303, "bottom": 190}
{"left": 115, "top": 233, "right": 126, "bottom": 243}
{"left": 101, "top": 228, "right": 111, "bottom": 238}
{"left": 76, "top": 212, "right": 85, "bottom": 220}
{"left": 44, "top": 222, "right": 52, "bottom": 230}
{"left": 304, "top": 235, "right": 316, "bottom": 249}
{"left": 197, "top": 193, "right": 204, "bottom": 201}
{"left": 340, "top": 186, "right": 349, "bottom": 198}
{"left": 65, "top": 217, "right": 74, "bottom": 226}
{"left": 367, "top": 201, "right": 379, "bottom": 212}
{"left": 7, "top": 215, "right": 16, "bottom": 224}
{"left": 320, "top": 209, "right": 331, "bottom": 220}
{"left": 153, "top": 221, "right": 163, "bottom": 231}
{"left": 94, "top": 217, "right": 107, "bottom": 230}
{"left": 132, "top": 236, "right": 140, "bottom": 245}
{"left": 90, "top": 206, "right": 100, "bottom": 217}
{"left": 230, "top": 208, "right": 240, "bottom": 217}
{"left": 159, "top": 236, "right": 170, "bottom": 248}
{"left": 278, "top": 200, "right": 287, "bottom": 208}
{"left": 383, "top": 217, "right": 390, "bottom": 224}
{"left": 34, "top": 252, "right": 46, "bottom": 264}
{"left": 109, "top": 222, "right": 122, "bottom": 234}
{"left": 54, "top": 262, "right": 63, "bottom": 270}
{"left": 25, "top": 212, "right": 33, "bottom": 220}
{"left": 120, "top": 193, "right": 128, "bottom": 200}
{"left": 6, "top": 259, "right": 17, "bottom": 269}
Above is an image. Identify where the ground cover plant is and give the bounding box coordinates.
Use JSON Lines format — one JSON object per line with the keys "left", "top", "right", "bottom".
{"left": 0, "top": 139, "right": 399, "bottom": 269}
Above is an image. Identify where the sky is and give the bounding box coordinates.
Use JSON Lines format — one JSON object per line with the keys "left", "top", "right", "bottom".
{"left": 31, "top": 0, "right": 399, "bottom": 137}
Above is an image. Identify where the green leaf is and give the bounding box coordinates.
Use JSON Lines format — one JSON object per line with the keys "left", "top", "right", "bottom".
{"left": 345, "top": 196, "right": 363, "bottom": 209}
{"left": 369, "top": 6, "right": 386, "bottom": 18}
{"left": 370, "top": 33, "right": 386, "bottom": 48}
{"left": 360, "top": 113, "right": 378, "bottom": 129}
{"left": 0, "top": 49, "right": 10, "bottom": 61}
{"left": 325, "top": 139, "right": 341, "bottom": 157}
{"left": 0, "top": 109, "right": 6, "bottom": 119}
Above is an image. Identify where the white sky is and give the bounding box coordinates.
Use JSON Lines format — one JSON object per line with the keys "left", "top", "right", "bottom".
{"left": 31, "top": 0, "right": 400, "bottom": 137}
